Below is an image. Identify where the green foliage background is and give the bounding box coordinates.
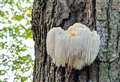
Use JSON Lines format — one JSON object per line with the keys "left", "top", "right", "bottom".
{"left": 0, "top": 0, "right": 34, "bottom": 82}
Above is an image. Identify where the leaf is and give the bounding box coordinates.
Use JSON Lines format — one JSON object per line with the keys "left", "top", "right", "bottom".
{"left": 0, "top": 70, "right": 6, "bottom": 75}
{"left": 21, "top": 77, "right": 28, "bottom": 82}
{"left": 0, "top": 42, "right": 5, "bottom": 49}
{"left": 3, "top": 0, "right": 14, "bottom": 4}
{"left": 25, "top": 7, "right": 32, "bottom": 17}
{"left": 0, "top": 10, "right": 5, "bottom": 17}
{"left": 24, "top": 27, "right": 32, "bottom": 39}
{"left": 12, "top": 15, "right": 24, "bottom": 21}
{"left": 2, "top": 27, "right": 8, "bottom": 32}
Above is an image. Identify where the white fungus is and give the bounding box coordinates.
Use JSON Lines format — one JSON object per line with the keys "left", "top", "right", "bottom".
{"left": 46, "top": 23, "right": 100, "bottom": 70}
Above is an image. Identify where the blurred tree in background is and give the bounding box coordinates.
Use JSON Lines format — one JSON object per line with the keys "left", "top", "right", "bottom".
{"left": 0, "top": 0, "right": 34, "bottom": 82}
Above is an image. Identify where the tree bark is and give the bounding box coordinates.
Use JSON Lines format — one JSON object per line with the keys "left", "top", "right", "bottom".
{"left": 32, "top": 0, "right": 120, "bottom": 82}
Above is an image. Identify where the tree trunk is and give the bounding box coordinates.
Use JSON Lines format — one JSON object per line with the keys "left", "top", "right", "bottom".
{"left": 32, "top": 0, "right": 120, "bottom": 82}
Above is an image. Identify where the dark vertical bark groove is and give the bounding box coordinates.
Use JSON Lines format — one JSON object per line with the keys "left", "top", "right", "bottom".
{"left": 96, "top": 61, "right": 100, "bottom": 82}
{"left": 107, "top": 63, "right": 112, "bottom": 82}
{"left": 106, "top": 0, "right": 112, "bottom": 49}
{"left": 92, "top": 0, "right": 96, "bottom": 30}
{"left": 106, "top": 1, "right": 112, "bottom": 82}
{"left": 86, "top": 66, "right": 90, "bottom": 82}
{"left": 116, "top": 25, "right": 120, "bottom": 52}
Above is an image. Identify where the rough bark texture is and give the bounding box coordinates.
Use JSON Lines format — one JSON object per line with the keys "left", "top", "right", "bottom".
{"left": 96, "top": 0, "right": 120, "bottom": 82}
{"left": 32, "top": 0, "right": 120, "bottom": 82}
